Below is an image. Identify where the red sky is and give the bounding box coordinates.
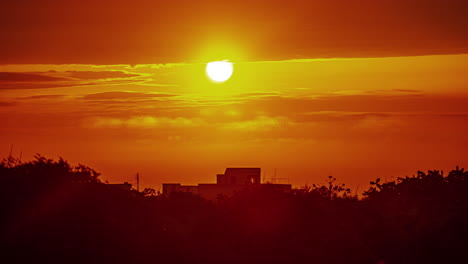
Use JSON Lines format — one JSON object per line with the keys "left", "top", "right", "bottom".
{"left": 0, "top": 0, "right": 467, "bottom": 190}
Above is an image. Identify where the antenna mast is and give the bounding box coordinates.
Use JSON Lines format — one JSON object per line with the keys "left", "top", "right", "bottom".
{"left": 136, "top": 173, "right": 140, "bottom": 192}
{"left": 272, "top": 168, "right": 288, "bottom": 184}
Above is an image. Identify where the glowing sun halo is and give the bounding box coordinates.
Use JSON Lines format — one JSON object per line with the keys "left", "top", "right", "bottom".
{"left": 206, "top": 61, "right": 233, "bottom": 82}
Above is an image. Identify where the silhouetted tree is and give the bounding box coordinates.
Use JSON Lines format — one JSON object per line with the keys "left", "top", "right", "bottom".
{"left": 1, "top": 155, "right": 467, "bottom": 264}
{"left": 142, "top": 187, "right": 157, "bottom": 196}
{"left": 311, "top": 175, "right": 352, "bottom": 200}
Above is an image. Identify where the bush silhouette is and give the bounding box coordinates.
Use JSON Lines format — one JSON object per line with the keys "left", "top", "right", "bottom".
{"left": 1, "top": 155, "right": 467, "bottom": 264}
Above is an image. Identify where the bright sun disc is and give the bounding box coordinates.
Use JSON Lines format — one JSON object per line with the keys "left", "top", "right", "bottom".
{"left": 206, "top": 61, "right": 233, "bottom": 82}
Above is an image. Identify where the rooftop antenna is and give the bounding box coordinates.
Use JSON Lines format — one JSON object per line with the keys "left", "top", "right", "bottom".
{"left": 272, "top": 168, "right": 288, "bottom": 184}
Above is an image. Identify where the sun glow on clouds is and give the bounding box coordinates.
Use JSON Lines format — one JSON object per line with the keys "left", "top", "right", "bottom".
{"left": 88, "top": 115, "right": 291, "bottom": 132}
{"left": 221, "top": 116, "right": 290, "bottom": 131}
{"left": 1, "top": 54, "right": 467, "bottom": 189}
{"left": 89, "top": 116, "right": 203, "bottom": 128}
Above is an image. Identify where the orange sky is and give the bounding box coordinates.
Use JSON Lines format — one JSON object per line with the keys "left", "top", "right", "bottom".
{"left": 1, "top": 0, "right": 467, "bottom": 63}
{"left": 0, "top": 1, "right": 467, "bottom": 190}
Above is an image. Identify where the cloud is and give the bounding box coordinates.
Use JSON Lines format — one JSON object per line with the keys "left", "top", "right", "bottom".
{"left": 0, "top": 72, "right": 69, "bottom": 82}
{"left": 0, "top": 81, "right": 95, "bottom": 90}
{"left": 87, "top": 113, "right": 292, "bottom": 132}
{"left": 82, "top": 91, "right": 176, "bottom": 100}
{"left": 360, "top": 89, "right": 423, "bottom": 95}
{"left": 221, "top": 116, "right": 291, "bottom": 131}
{"left": 241, "top": 94, "right": 468, "bottom": 116}
{"left": 236, "top": 92, "right": 280, "bottom": 98}
{"left": 88, "top": 116, "right": 203, "bottom": 128}
{"left": 63, "top": 71, "right": 141, "bottom": 80}
{"left": 17, "top": 94, "right": 66, "bottom": 100}
{"left": 295, "top": 111, "right": 391, "bottom": 124}
{"left": 390, "top": 89, "right": 422, "bottom": 93}
{"left": 0, "top": 70, "right": 147, "bottom": 90}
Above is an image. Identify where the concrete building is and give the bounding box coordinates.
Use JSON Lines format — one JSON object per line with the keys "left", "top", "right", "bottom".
{"left": 163, "top": 168, "right": 291, "bottom": 200}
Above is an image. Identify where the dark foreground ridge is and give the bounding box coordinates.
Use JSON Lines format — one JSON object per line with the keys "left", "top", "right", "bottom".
{"left": 1, "top": 155, "right": 467, "bottom": 264}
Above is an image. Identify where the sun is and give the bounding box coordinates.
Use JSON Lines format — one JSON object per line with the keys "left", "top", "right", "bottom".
{"left": 206, "top": 61, "right": 233, "bottom": 83}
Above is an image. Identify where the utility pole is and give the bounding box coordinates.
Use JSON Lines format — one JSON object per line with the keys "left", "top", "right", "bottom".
{"left": 136, "top": 173, "right": 140, "bottom": 192}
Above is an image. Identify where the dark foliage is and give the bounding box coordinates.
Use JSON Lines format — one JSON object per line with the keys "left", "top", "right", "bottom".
{"left": 1, "top": 155, "right": 467, "bottom": 264}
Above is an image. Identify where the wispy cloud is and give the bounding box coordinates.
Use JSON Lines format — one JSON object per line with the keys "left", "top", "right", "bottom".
{"left": 221, "top": 116, "right": 292, "bottom": 131}
{"left": 17, "top": 95, "right": 66, "bottom": 100}
{"left": 0, "top": 70, "right": 149, "bottom": 90}
{"left": 0, "top": 72, "right": 70, "bottom": 82}
{"left": 61, "top": 71, "right": 141, "bottom": 80}
{"left": 87, "top": 116, "right": 204, "bottom": 129}
{"left": 82, "top": 91, "right": 176, "bottom": 101}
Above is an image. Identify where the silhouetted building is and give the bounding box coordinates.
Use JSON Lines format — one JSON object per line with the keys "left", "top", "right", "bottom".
{"left": 163, "top": 168, "right": 291, "bottom": 200}
{"left": 217, "top": 168, "right": 261, "bottom": 185}
{"left": 108, "top": 182, "right": 132, "bottom": 191}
